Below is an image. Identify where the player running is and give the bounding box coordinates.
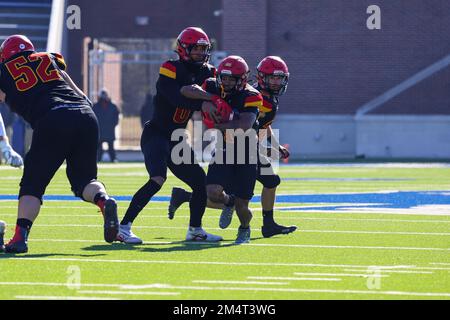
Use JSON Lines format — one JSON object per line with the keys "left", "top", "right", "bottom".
{"left": 168, "top": 56, "right": 297, "bottom": 238}
{"left": 0, "top": 35, "right": 119, "bottom": 254}
{"left": 177, "top": 55, "right": 262, "bottom": 244}
{"left": 116, "top": 27, "right": 225, "bottom": 244}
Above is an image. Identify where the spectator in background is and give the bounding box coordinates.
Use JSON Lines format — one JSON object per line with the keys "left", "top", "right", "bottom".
{"left": 140, "top": 93, "right": 154, "bottom": 128}
{"left": 93, "top": 89, "right": 120, "bottom": 162}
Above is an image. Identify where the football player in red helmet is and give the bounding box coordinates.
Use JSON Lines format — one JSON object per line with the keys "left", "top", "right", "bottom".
{"left": 117, "top": 27, "right": 223, "bottom": 244}
{"left": 0, "top": 35, "right": 119, "bottom": 253}
{"left": 176, "top": 27, "right": 212, "bottom": 66}
{"left": 254, "top": 56, "right": 296, "bottom": 237}
{"left": 168, "top": 55, "right": 263, "bottom": 244}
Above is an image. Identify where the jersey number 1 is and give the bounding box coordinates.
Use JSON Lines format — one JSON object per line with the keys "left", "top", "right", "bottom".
{"left": 4, "top": 53, "right": 61, "bottom": 92}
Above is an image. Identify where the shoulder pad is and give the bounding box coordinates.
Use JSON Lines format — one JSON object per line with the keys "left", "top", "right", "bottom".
{"left": 51, "top": 52, "right": 67, "bottom": 70}
{"left": 260, "top": 97, "right": 273, "bottom": 113}
{"left": 159, "top": 60, "right": 177, "bottom": 79}
{"left": 244, "top": 88, "right": 263, "bottom": 109}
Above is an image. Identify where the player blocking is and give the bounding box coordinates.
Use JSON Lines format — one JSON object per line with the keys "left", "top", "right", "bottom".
{"left": 0, "top": 35, "right": 119, "bottom": 253}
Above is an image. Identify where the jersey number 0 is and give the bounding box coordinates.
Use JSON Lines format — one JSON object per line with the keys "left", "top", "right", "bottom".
{"left": 4, "top": 53, "right": 61, "bottom": 92}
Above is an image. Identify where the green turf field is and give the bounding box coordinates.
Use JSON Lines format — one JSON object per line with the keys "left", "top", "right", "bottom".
{"left": 0, "top": 163, "right": 449, "bottom": 300}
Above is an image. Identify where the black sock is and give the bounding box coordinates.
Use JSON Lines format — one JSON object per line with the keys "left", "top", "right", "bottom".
{"left": 262, "top": 210, "right": 274, "bottom": 225}
{"left": 17, "top": 218, "right": 33, "bottom": 232}
{"left": 94, "top": 192, "right": 108, "bottom": 204}
{"left": 188, "top": 187, "right": 207, "bottom": 228}
{"left": 121, "top": 180, "right": 161, "bottom": 225}
{"left": 93, "top": 192, "right": 108, "bottom": 209}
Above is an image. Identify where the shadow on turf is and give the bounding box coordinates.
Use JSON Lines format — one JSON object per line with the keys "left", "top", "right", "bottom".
{"left": 80, "top": 238, "right": 265, "bottom": 253}
{"left": 0, "top": 253, "right": 107, "bottom": 259}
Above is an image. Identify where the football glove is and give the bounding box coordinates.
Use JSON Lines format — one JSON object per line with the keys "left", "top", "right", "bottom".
{"left": 210, "top": 96, "right": 233, "bottom": 123}
{"left": 0, "top": 140, "right": 23, "bottom": 168}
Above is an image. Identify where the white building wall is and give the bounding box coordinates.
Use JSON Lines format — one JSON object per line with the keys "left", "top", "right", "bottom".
{"left": 274, "top": 115, "right": 450, "bottom": 159}
{"left": 274, "top": 115, "right": 355, "bottom": 158}
{"left": 356, "top": 115, "right": 450, "bottom": 159}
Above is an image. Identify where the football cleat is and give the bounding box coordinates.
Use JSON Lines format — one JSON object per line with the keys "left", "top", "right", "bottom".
{"left": 235, "top": 227, "right": 251, "bottom": 244}
{"left": 261, "top": 223, "right": 297, "bottom": 238}
{"left": 4, "top": 225, "right": 29, "bottom": 254}
{"left": 116, "top": 223, "right": 143, "bottom": 245}
{"left": 219, "top": 205, "right": 235, "bottom": 229}
{"left": 185, "top": 227, "right": 222, "bottom": 242}
{"left": 102, "top": 198, "right": 119, "bottom": 243}
{"left": 168, "top": 187, "right": 191, "bottom": 220}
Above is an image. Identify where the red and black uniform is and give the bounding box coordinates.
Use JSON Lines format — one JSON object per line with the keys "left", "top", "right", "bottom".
{"left": 125, "top": 59, "right": 215, "bottom": 228}
{"left": 203, "top": 78, "right": 262, "bottom": 200}
{"left": 149, "top": 60, "right": 216, "bottom": 136}
{"left": 257, "top": 87, "right": 279, "bottom": 131}
{"left": 142, "top": 59, "right": 215, "bottom": 177}
{"left": 255, "top": 85, "right": 281, "bottom": 189}
{"left": 0, "top": 52, "right": 90, "bottom": 128}
{"left": 0, "top": 51, "right": 98, "bottom": 201}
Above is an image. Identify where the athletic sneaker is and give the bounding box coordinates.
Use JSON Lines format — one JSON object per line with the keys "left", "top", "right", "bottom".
{"left": 185, "top": 227, "right": 223, "bottom": 242}
{"left": 102, "top": 198, "right": 119, "bottom": 243}
{"left": 116, "top": 222, "right": 143, "bottom": 244}
{"left": 168, "top": 187, "right": 191, "bottom": 220}
{"left": 219, "top": 195, "right": 235, "bottom": 229}
{"left": 261, "top": 223, "right": 297, "bottom": 238}
{"left": 4, "top": 226, "right": 29, "bottom": 254}
{"left": 235, "top": 227, "right": 251, "bottom": 244}
{"left": 219, "top": 205, "right": 235, "bottom": 229}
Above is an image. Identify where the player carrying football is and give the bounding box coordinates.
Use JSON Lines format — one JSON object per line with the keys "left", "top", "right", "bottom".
{"left": 0, "top": 35, "right": 119, "bottom": 254}
{"left": 176, "top": 55, "right": 262, "bottom": 244}
{"left": 116, "top": 27, "right": 225, "bottom": 244}
{"left": 168, "top": 56, "right": 297, "bottom": 238}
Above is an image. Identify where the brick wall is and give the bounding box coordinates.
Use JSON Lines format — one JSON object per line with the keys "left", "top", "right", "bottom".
{"left": 222, "top": 0, "right": 450, "bottom": 115}
{"left": 66, "top": 0, "right": 222, "bottom": 85}
{"left": 221, "top": 0, "right": 267, "bottom": 71}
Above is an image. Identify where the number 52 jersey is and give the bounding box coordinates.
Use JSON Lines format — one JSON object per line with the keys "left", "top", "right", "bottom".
{"left": 0, "top": 51, "right": 90, "bottom": 128}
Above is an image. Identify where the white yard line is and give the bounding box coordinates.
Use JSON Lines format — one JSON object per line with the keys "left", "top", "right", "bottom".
{"left": 25, "top": 238, "right": 449, "bottom": 251}
{"left": 77, "top": 290, "right": 180, "bottom": 296}
{"left": 81, "top": 284, "right": 450, "bottom": 298}
{"left": 7, "top": 281, "right": 449, "bottom": 298}
{"left": 2, "top": 257, "right": 419, "bottom": 269}
{"left": 292, "top": 272, "right": 388, "bottom": 278}
{"left": 246, "top": 277, "right": 342, "bottom": 282}
{"left": 342, "top": 269, "right": 434, "bottom": 274}
{"left": 26, "top": 224, "right": 450, "bottom": 237}
{"left": 15, "top": 295, "right": 119, "bottom": 300}
{"left": 1, "top": 212, "right": 449, "bottom": 224}
{"left": 192, "top": 280, "right": 289, "bottom": 285}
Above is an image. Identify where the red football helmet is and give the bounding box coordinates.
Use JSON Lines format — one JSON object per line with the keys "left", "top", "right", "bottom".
{"left": 256, "top": 56, "right": 289, "bottom": 95}
{"left": 0, "top": 35, "right": 35, "bottom": 62}
{"left": 217, "top": 55, "right": 250, "bottom": 93}
{"left": 176, "top": 27, "right": 211, "bottom": 65}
